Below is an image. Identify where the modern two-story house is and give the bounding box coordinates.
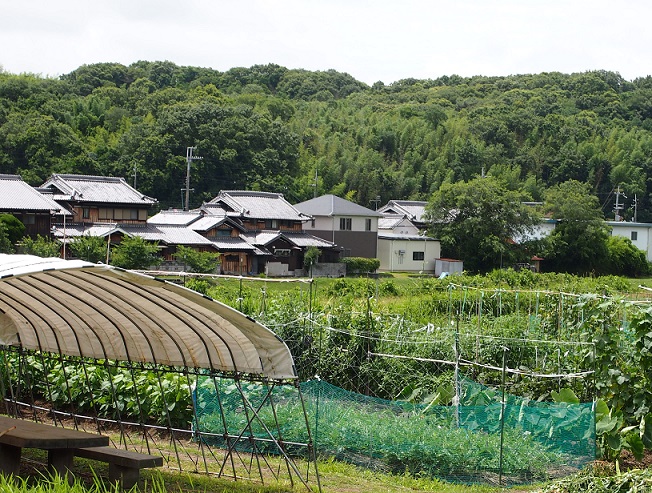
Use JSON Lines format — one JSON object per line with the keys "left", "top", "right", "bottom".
{"left": 377, "top": 213, "right": 440, "bottom": 272}
{"left": 294, "top": 194, "right": 381, "bottom": 258}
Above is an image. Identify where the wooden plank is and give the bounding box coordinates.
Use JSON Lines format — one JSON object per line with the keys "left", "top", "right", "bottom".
{"left": 0, "top": 416, "right": 108, "bottom": 449}
{"left": 76, "top": 446, "right": 163, "bottom": 468}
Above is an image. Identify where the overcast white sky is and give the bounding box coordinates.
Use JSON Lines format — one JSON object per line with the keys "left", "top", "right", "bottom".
{"left": 2, "top": 0, "right": 650, "bottom": 85}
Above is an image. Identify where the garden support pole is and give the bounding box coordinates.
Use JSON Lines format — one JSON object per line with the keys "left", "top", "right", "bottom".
{"left": 499, "top": 346, "right": 509, "bottom": 486}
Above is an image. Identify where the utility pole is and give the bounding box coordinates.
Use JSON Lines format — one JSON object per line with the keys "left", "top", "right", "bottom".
{"left": 634, "top": 194, "right": 638, "bottom": 222}
{"left": 614, "top": 186, "right": 626, "bottom": 221}
{"left": 184, "top": 146, "right": 202, "bottom": 211}
{"left": 133, "top": 162, "right": 138, "bottom": 189}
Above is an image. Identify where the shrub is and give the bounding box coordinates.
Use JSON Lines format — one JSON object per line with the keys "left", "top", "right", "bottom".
{"left": 341, "top": 257, "right": 380, "bottom": 275}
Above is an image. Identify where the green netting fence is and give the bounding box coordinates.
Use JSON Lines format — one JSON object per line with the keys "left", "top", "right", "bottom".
{"left": 189, "top": 279, "right": 603, "bottom": 486}
{"left": 194, "top": 376, "right": 594, "bottom": 486}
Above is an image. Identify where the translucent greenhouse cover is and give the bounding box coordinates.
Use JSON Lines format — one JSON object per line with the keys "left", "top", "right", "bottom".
{"left": 0, "top": 254, "right": 296, "bottom": 380}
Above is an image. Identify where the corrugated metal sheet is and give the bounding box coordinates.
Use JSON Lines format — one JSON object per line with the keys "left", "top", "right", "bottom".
{"left": 122, "top": 225, "right": 214, "bottom": 246}
{"left": 0, "top": 254, "right": 295, "bottom": 379}
{"left": 282, "top": 232, "right": 336, "bottom": 248}
{"left": 189, "top": 215, "right": 241, "bottom": 232}
{"left": 243, "top": 231, "right": 281, "bottom": 246}
{"left": 378, "top": 215, "right": 408, "bottom": 229}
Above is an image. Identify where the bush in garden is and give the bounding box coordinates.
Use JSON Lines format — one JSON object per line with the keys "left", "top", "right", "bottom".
{"left": 340, "top": 257, "right": 380, "bottom": 275}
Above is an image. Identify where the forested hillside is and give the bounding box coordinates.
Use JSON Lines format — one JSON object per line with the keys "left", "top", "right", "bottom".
{"left": 1, "top": 61, "right": 651, "bottom": 219}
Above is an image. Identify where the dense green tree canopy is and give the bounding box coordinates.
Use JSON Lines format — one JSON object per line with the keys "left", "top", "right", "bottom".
{"left": 542, "top": 180, "right": 611, "bottom": 274}
{"left": 2, "top": 62, "right": 652, "bottom": 223}
{"left": 425, "top": 176, "right": 539, "bottom": 272}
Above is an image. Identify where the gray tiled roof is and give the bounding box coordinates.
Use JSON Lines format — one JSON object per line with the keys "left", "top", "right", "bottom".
{"left": 51, "top": 223, "right": 119, "bottom": 239}
{"left": 52, "top": 223, "right": 214, "bottom": 247}
{"left": 241, "top": 230, "right": 335, "bottom": 249}
{"left": 294, "top": 194, "right": 381, "bottom": 217}
{"left": 378, "top": 200, "right": 428, "bottom": 223}
{"left": 206, "top": 191, "right": 309, "bottom": 221}
{"left": 208, "top": 237, "right": 257, "bottom": 251}
{"left": 41, "top": 174, "right": 157, "bottom": 206}
{"left": 0, "top": 175, "right": 65, "bottom": 212}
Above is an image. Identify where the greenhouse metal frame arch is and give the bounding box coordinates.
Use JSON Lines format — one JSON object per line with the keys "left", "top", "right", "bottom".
{"left": 0, "top": 254, "right": 319, "bottom": 491}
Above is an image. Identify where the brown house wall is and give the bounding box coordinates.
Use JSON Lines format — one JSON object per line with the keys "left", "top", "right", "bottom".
{"left": 70, "top": 206, "right": 149, "bottom": 225}
{"left": 310, "top": 230, "right": 378, "bottom": 258}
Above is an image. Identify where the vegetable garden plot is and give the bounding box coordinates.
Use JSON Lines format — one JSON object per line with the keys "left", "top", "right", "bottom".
{"left": 290, "top": 329, "right": 594, "bottom": 486}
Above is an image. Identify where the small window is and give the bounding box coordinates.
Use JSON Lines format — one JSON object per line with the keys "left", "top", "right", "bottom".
{"left": 339, "top": 217, "right": 352, "bottom": 230}
{"left": 413, "top": 251, "right": 425, "bottom": 261}
{"left": 82, "top": 208, "right": 90, "bottom": 219}
{"left": 365, "top": 218, "right": 372, "bottom": 231}
{"left": 130, "top": 209, "right": 139, "bottom": 220}
{"left": 631, "top": 231, "right": 638, "bottom": 241}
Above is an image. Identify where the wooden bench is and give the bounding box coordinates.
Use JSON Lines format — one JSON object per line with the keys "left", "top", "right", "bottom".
{"left": 75, "top": 446, "right": 163, "bottom": 489}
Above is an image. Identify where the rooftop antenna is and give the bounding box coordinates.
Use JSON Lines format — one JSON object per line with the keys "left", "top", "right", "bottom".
{"left": 184, "top": 146, "right": 203, "bottom": 211}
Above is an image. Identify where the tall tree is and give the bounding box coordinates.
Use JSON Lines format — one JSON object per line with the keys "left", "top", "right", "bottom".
{"left": 542, "top": 180, "right": 610, "bottom": 274}
{"left": 425, "top": 176, "right": 539, "bottom": 272}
